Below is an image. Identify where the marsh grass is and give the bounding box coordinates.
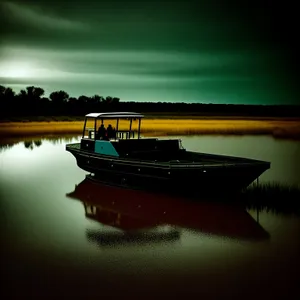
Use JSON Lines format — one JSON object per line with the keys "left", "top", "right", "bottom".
{"left": 242, "top": 182, "right": 300, "bottom": 216}
{"left": 140, "top": 119, "right": 300, "bottom": 138}
{"left": 1, "top": 118, "right": 300, "bottom": 139}
{"left": 0, "top": 116, "right": 85, "bottom": 122}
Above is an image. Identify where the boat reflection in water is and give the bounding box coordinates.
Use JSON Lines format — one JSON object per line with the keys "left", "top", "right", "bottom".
{"left": 66, "top": 175, "right": 270, "bottom": 245}
{"left": 84, "top": 204, "right": 181, "bottom": 246}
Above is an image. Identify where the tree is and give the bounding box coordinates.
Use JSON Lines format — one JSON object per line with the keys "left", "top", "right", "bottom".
{"left": 112, "top": 97, "right": 120, "bottom": 104}
{"left": 0, "top": 86, "right": 15, "bottom": 100}
{"left": 0, "top": 85, "right": 6, "bottom": 96}
{"left": 104, "top": 96, "right": 113, "bottom": 104}
{"left": 90, "top": 94, "right": 101, "bottom": 104}
{"left": 14, "top": 86, "right": 45, "bottom": 115}
{"left": 3, "top": 87, "right": 15, "bottom": 99}
{"left": 49, "top": 90, "right": 69, "bottom": 104}
{"left": 0, "top": 85, "right": 16, "bottom": 116}
{"left": 102, "top": 96, "right": 120, "bottom": 105}
{"left": 25, "top": 86, "right": 45, "bottom": 99}
{"left": 78, "top": 95, "right": 89, "bottom": 103}
{"left": 68, "top": 97, "right": 78, "bottom": 104}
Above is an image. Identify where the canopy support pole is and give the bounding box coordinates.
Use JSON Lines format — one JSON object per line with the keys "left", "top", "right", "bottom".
{"left": 138, "top": 118, "right": 141, "bottom": 139}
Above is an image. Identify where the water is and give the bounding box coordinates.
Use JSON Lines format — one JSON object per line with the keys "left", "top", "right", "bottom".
{"left": 0, "top": 135, "right": 299, "bottom": 299}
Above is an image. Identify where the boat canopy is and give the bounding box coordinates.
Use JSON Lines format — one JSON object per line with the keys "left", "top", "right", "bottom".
{"left": 82, "top": 112, "right": 144, "bottom": 140}
{"left": 85, "top": 112, "right": 144, "bottom": 119}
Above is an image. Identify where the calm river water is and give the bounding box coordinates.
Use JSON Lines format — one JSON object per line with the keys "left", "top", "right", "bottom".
{"left": 0, "top": 135, "right": 299, "bottom": 299}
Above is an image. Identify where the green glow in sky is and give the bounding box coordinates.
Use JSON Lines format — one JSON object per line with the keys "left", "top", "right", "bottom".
{"left": 0, "top": 0, "right": 298, "bottom": 104}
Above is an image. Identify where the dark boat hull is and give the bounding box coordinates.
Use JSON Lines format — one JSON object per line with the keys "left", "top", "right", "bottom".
{"left": 66, "top": 143, "right": 270, "bottom": 196}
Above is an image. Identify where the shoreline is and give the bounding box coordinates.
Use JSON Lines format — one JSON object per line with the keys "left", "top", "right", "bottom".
{"left": 1, "top": 118, "right": 300, "bottom": 140}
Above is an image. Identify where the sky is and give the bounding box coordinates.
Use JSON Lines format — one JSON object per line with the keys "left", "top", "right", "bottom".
{"left": 0, "top": 0, "right": 298, "bottom": 104}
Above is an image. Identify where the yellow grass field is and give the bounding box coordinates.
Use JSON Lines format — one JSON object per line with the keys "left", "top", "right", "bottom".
{"left": 0, "top": 118, "right": 300, "bottom": 139}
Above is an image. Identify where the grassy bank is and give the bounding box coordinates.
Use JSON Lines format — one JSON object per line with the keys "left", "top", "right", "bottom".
{"left": 1, "top": 117, "right": 300, "bottom": 139}
{"left": 242, "top": 182, "right": 300, "bottom": 216}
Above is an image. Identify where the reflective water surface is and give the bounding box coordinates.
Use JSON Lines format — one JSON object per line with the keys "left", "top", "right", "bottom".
{"left": 0, "top": 135, "right": 299, "bottom": 299}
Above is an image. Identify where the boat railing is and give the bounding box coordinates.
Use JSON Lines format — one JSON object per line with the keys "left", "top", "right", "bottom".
{"left": 116, "top": 130, "right": 135, "bottom": 139}
{"left": 84, "top": 128, "right": 137, "bottom": 140}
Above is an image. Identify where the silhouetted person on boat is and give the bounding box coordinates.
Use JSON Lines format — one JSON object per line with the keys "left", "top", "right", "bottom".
{"left": 106, "top": 124, "right": 116, "bottom": 139}
{"left": 97, "top": 124, "right": 106, "bottom": 139}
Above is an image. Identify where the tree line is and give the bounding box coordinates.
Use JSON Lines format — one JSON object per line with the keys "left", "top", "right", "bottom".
{"left": 1, "top": 85, "right": 299, "bottom": 118}
{"left": 0, "top": 85, "right": 120, "bottom": 117}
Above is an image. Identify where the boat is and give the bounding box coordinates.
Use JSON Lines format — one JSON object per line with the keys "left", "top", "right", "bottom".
{"left": 66, "top": 176, "right": 270, "bottom": 242}
{"left": 66, "top": 112, "right": 270, "bottom": 195}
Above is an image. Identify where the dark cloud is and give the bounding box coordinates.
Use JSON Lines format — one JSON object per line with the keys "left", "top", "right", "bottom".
{"left": 0, "top": 0, "right": 274, "bottom": 52}
{"left": 0, "top": 0, "right": 298, "bottom": 104}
